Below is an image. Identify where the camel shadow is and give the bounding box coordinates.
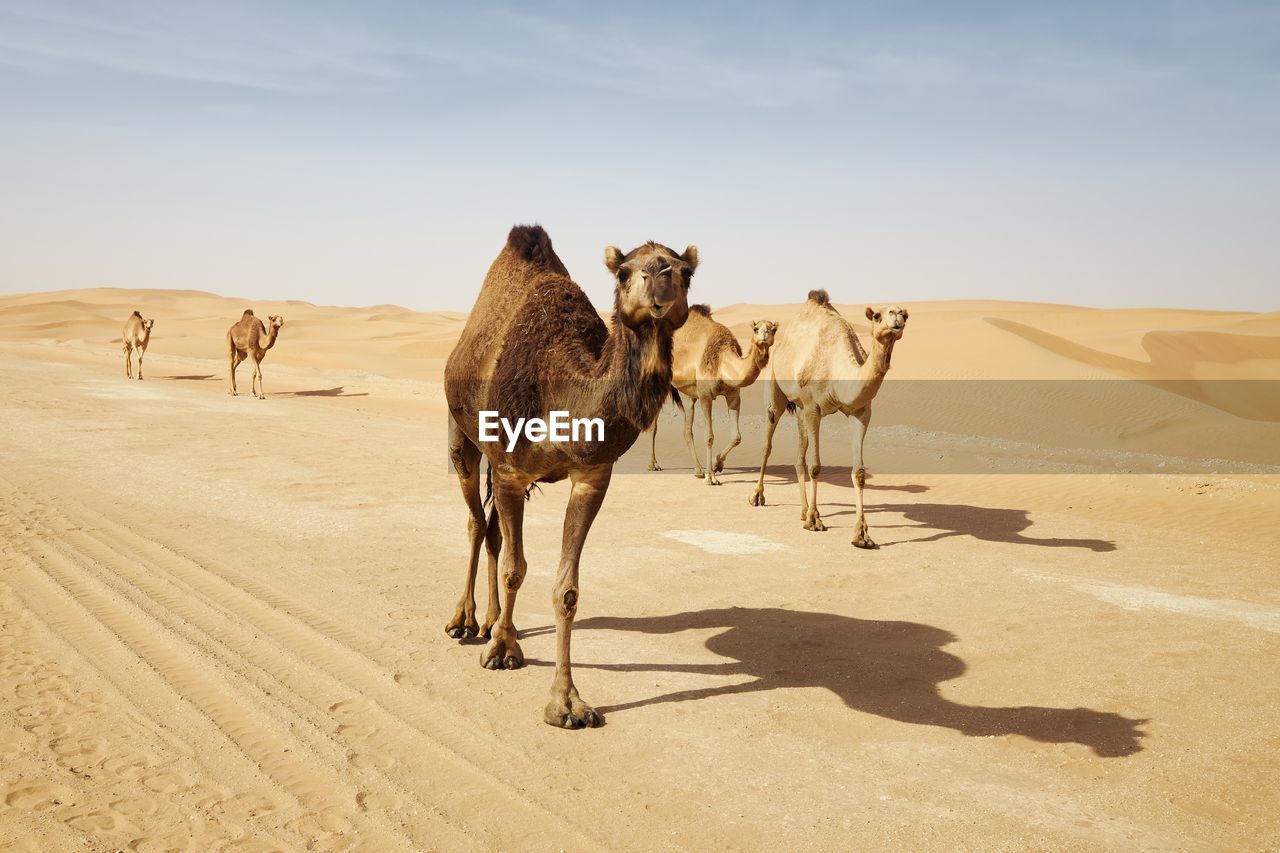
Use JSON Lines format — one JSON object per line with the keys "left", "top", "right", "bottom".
{"left": 157, "top": 374, "right": 217, "bottom": 381}
{"left": 861, "top": 503, "right": 1116, "bottom": 552}
{"left": 866, "top": 482, "right": 930, "bottom": 494}
{"left": 565, "top": 607, "right": 1144, "bottom": 757}
{"left": 760, "top": 467, "right": 929, "bottom": 494}
{"left": 275, "top": 386, "right": 369, "bottom": 398}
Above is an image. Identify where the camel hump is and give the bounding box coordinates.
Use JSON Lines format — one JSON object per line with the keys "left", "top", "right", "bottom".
{"left": 808, "top": 289, "right": 831, "bottom": 306}
{"left": 506, "top": 224, "right": 561, "bottom": 270}
{"left": 131, "top": 309, "right": 142, "bottom": 318}
{"left": 241, "top": 308, "right": 255, "bottom": 318}
{"left": 688, "top": 304, "right": 712, "bottom": 317}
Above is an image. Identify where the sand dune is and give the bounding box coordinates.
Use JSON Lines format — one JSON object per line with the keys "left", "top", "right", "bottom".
{"left": 1, "top": 287, "right": 1278, "bottom": 849}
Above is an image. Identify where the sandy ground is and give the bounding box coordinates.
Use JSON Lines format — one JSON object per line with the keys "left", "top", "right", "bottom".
{"left": 1, "top": 288, "right": 1278, "bottom": 851}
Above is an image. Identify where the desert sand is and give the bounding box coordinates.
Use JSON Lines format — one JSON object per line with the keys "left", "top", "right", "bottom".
{"left": 1, "top": 287, "right": 1278, "bottom": 851}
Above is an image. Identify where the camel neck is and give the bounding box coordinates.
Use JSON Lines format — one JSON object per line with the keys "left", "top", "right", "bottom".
{"left": 598, "top": 313, "right": 673, "bottom": 430}
{"left": 721, "top": 341, "right": 770, "bottom": 388}
{"left": 868, "top": 337, "right": 893, "bottom": 377}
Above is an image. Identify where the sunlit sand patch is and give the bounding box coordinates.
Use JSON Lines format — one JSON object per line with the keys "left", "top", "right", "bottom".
{"left": 662, "top": 530, "right": 788, "bottom": 555}
{"left": 1018, "top": 570, "right": 1280, "bottom": 634}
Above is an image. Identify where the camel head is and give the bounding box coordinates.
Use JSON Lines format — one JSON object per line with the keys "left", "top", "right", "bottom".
{"left": 603, "top": 241, "right": 697, "bottom": 331}
{"left": 750, "top": 320, "right": 778, "bottom": 351}
{"left": 142, "top": 318, "right": 155, "bottom": 333}
{"left": 865, "top": 305, "right": 908, "bottom": 344}
{"left": 268, "top": 315, "right": 285, "bottom": 331}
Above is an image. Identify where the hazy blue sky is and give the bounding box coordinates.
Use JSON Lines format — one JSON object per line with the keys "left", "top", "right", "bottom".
{"left": 2, "top": 1, "right": 1277, "bottom": 311}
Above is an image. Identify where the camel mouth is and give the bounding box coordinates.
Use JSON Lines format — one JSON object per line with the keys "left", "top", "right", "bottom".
{"left": 649, "top": 305, "right": 669, "bottom": 320}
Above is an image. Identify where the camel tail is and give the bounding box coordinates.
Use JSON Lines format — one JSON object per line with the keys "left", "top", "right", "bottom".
{"left": 785, "top": 401, "right": 797, "bottom": 415}
{"left": 807, "top": 289, "right": 831, "bottom": 306}
{"left": 506, "top": 224, "right": 566, "bottom": 274}
{"left": 483, "top": 462, "right": 493, "bottom": 509}
{"left": 670, "top": 386, "right": 684, "bottom": 411}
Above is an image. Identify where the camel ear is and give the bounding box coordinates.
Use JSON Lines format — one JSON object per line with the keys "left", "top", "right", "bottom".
{"left": 865, "top": 307, "right": 876, "bottom": 321}
{"left": 682, "top": 245, "right": 699, "bottom": 272}
{"left": 901, "top": 309, "right": 909, "bottom": 320}
{"left": 604, "top": 246, "right": 623, "bottom": 273}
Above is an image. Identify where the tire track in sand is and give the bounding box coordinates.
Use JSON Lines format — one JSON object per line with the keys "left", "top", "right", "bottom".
{"left": 2, "top": 474, "right": 602, "bottom": 851}
{"left": 2, "top": 481, "right": 426, "bottom": 851}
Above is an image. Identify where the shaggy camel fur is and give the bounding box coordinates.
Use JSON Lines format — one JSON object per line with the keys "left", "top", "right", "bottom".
{"left": 647, "top": 307, "right": 777, "bottom": 484}
{"left": 121, "top": 311, "right": 154, "bottom": 380}
{"left": 749, "top": 290, "right": 907, "bottom": 548}
{"left": 443, "top": 224, "right": 696, "bottom": 729}
{"left": 227, "top": 310, "right": 284, "bottom": 398}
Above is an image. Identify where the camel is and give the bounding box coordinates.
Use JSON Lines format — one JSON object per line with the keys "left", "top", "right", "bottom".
{"left": 749, "top": 290, "right": 907, "bottom": 548}
{"left": 121, "top": 311, "right": 154, "bottom": 380}
{"left": 443, "top": 224, "right": 696, "bottom": 729}
{"left": 646, "top": 306, "right": 777, "bottom": 484}
{"left": 227, "top": 310, "right": 284, "bottom": 398}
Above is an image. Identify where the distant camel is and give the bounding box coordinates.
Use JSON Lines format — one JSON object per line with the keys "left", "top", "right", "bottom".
{"left": 647, "top": 306, "right": 777, "bottom": 483}
{"left": 444, "top": 225, "right": 697, "bottom": 729}
{"left": 750, "top": 290, "right": 907, "bottom": 548}
{"left": 227, "top": 310, "right": 284, "bottom": 398}
{"left": 122, "top": 311, "right": 154, "bottom": 380}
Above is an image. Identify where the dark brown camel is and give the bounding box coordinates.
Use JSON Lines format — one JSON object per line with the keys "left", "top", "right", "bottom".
{"left": 443, "top": 224, "right": 697, "bottom": 729}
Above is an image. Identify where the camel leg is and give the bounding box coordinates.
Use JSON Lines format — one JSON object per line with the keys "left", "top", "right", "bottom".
{"left": 700, "top": 396, "right": 720, "bottom": 485}
{"left": 682, "top": 392, "right": 704, "bottom": 478}
{"left": 136, "top": 346, "right": 145, "bottom": 380}
{"left": 479, "top": 503, "right": 502, "bottom": 638}
{"left": 124, "top": 344, "right": 133, "bottom": 379}
{"left": 794, "top": 406, "right": 811, "bottom": 525}
{"left": 544, "top": 464, "right": 610, "bottom": 729}
{"left": 850, "top": 406, "right": 876, "bottom": 548}
{"left": 445, "top": 423, "right": 485, "bottom": 639}
{"left": 803, "top": 408, "right": 827, "bottom": 531}
{"left": 713, "top": 390, "right": 742, "bottom": 474}
{"left": 251, "top": 355, "right": 264, "bottom": 399}
{"left": 647, "top": 413, "right": 662, "bottom": 471}
{"left": 750, "top": 380, "right": 786, "bottom": 506}
{"left": 228, "top": 349, "right": 240, "bottom": 395}
{"left": 480, "top": 474, "right": 529, "bottom": 671}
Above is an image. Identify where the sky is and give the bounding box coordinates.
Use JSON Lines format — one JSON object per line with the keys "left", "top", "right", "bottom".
{"left": 1, "top": 1, "right": 1277, "bottom": 312}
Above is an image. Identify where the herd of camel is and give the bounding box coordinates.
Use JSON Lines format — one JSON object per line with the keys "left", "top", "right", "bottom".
{"left": 121, "top": 224, "right": 908, "bottom": 730}
{"left": 121, "top": 307, "right": 285, "bottom": 397}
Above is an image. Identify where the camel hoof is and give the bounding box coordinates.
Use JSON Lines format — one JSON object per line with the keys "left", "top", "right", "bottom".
{"left": 544, "top": 703, "right": 603, "bottom": 730}
{"left": 748, "top": 490, "right": 765, "bottom": 507}
{"left": 481, "top": 634, "right": 523, "bottom": 670}
{"left": 445, "top": 623, "right": 477, "bottom": 640}
{"left": 693, "top": 470, "right": 704, "bottom": 479}
{"left": 647, "top": 462, "right": 662, "bottom": 472}
{"left": 852, "top": 535, "right": 878, "bottom": 549}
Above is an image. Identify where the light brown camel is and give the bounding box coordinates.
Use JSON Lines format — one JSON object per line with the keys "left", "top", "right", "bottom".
{"left": 227, "top": 309, "right": 284, "bottom": 398}
{"left": 749, "top": 290, "right": 907, "bottom": 548}
{"left": 646, "top": 306, "right": 777, "bottom": 484}
{"left": 121, "top": 311, "right": 154, "bottom": 380}
{"left": 443, "top": 224, "right": 696, "bottom": 729}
